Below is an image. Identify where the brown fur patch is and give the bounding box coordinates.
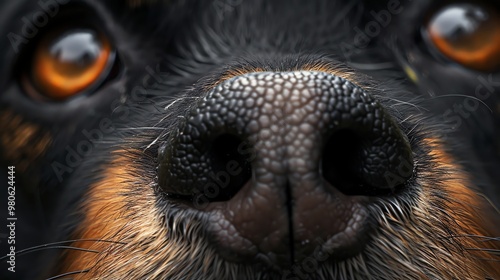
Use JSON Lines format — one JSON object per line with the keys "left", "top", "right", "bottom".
{"left": 300, "top": 62, "right": 356, "bottom": 82}
{"left": 204, "top": 67, "right": 266, "bottom": 91}
{"left": 414, "top": 138, "right": 500, "bottom": 278}
{"left": 0, "top": 110, "right": 51, "bottom": 170}
{"left": 57, "top": 151, "right": 168, "bottom": 278}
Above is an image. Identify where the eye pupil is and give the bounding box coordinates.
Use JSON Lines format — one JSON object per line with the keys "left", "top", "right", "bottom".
{"left": 426, "top": 3, "right": 500, "bottom": 71}
{"left": 31, "top": 28, "right": 113, "bottom": 100}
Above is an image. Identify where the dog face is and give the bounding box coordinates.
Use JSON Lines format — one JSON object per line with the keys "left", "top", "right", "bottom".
{"left": 1, "top": 0, "right": 499, "bottom": 279}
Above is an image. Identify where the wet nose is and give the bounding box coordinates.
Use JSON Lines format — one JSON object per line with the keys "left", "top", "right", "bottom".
{"left": 159, "top": 71, "right": 413, "bottom": 266}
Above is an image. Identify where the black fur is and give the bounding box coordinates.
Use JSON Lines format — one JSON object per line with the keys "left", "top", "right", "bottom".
{"left": 0, "top": 0, "right": 499, "bottom": 279}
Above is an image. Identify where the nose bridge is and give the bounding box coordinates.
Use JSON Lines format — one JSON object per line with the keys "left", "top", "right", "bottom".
{"left": 282, "top": 73, "right": 325, "bottom": 177}
{"left": 244, "top": 73, "right": 289, "bottom": 182}
{"left": 246, "top": 72, "right": 324, "bottom": 183}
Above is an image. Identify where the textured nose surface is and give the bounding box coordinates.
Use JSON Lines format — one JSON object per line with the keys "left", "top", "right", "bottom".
{"left": 159, "top": 71, "right": 413, "bottom": 266}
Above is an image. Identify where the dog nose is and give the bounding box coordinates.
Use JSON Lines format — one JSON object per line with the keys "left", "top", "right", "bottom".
{"left": 159, "top": 71, "right": 413, "bottom": 266}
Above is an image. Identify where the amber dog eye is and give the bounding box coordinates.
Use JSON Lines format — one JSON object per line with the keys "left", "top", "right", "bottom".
{"left": 29, "top": 28, "right": 115, "bottom": 100}
{"left": 425, "top": 3, "right": 500, "bottom": 71}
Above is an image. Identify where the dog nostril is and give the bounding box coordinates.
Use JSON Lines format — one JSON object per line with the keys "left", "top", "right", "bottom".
{"left": 322, "top": 129, "right": 368, "bottom": 195}
{"left": 322, "top": 130, "right": 399, "bottom": 196}
{"left": 158, "top": 131, "right": 252, "bottom": 203}
{"left": 205, "top": 133, "right": 253, "bottom": 201}
{"left": 322, "top": 122, "right": 413, "bottom": 195}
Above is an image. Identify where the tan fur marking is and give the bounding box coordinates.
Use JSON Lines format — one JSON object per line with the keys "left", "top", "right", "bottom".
{"left": 416, "top": 138, "right": 500, "bottom": 278}
{"left": 300, "top": 62, "right": 355, "bottom": 82}
{"left": 59, "top": 151, "right": 169, "bottom": 278}
{"left": 204, "top": 67, "right": 266, "bottom": 91}
{"left": 0, "top": 111, "right": 51, "bottom": 170}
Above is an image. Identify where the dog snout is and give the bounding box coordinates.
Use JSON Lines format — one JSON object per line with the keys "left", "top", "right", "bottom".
{"left": 159, "top": 71, "right": 414, "bottom": 266}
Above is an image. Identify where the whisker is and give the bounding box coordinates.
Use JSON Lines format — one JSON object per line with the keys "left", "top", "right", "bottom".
{"left": 465, "top": 248, "right": 500, "bottom": 254}
{"left": 144, "top": 133, "right": 163, "bottom": 151}
{"left": 0, "top": 239, "right": 126, "bottom": 260}
{"left": 471, "top": 257, "right": 500, "bottom": 263}
{"left": 346, "top": 61, "right": 396, "bottom": 70}
{"left": 444, "top": 235, "right": 499, "bottom": 242}
{"left": 389, "top": 99, "right": 427, "bottom": 112}
{"left": 425, "top": 94, "right": 493, "bottom": 112}
{"left": 12, "top": 246, "right": 98, "bottom": 259}
{"left": 164, "top": 96, "right": 196, "bottom": 112}
{"left": 477, "top": 193, "right": 500, "bottom": 214}
{"left": 116, "top": 127, "right": 166, "bottom": 131}
{"left": 46, "top": 269, "right": 90, "bottom": 280}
